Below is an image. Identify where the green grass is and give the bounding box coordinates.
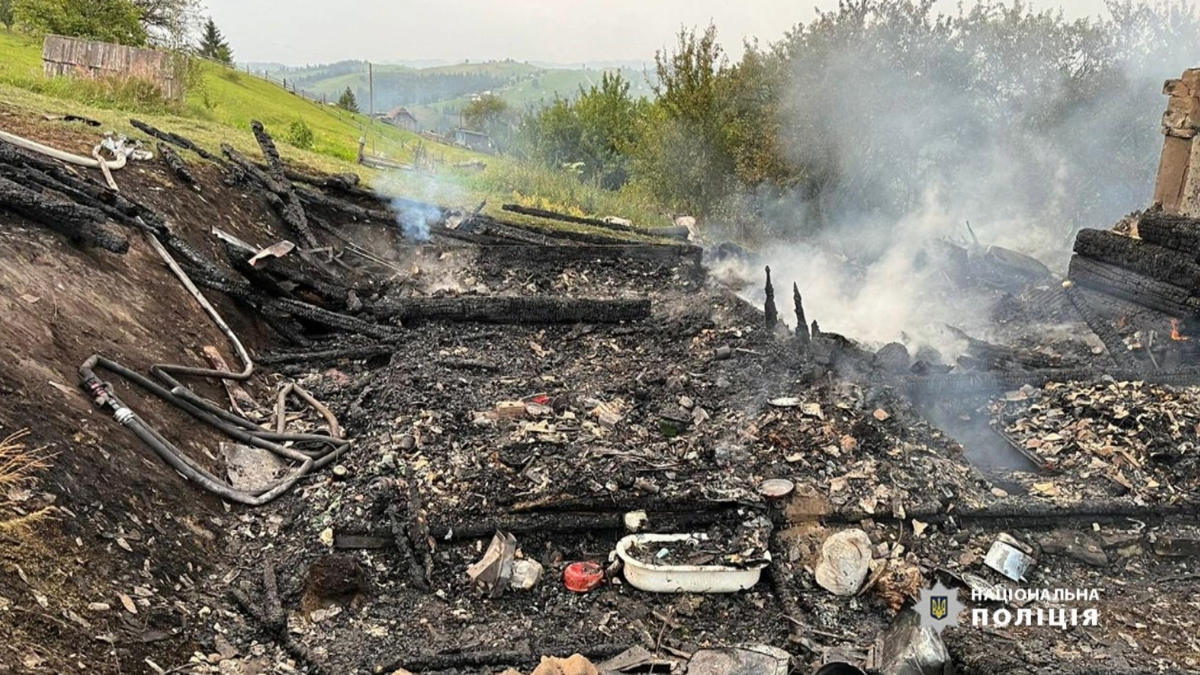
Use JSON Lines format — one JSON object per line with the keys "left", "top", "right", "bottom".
{"left": 0, "top": 30, "right": 665, "bottom": 231}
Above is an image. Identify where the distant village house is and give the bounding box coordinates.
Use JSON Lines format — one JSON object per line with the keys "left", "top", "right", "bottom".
{"left": 382, "top": 106, "right": 419, "bottom": 132}
{"left": 454, "top": 128, "right": 496, "bottom": 154}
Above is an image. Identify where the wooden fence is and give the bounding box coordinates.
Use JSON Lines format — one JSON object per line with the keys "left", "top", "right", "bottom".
{"left": 42, "top": 34, "right": 182, "bottom": 100}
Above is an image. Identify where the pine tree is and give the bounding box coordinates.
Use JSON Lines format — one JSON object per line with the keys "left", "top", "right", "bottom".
{"left": 337, "top": 86, "right": 358, "bottom": 112}
{"left": 197, "top": 17, "right": 232, "bottom": 64}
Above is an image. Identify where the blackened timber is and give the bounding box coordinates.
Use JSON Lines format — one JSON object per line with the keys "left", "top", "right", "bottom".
{"left": 1074, "top": 228, "right": 1200, "bottom": 294}
{"left": 793, "top": 283, "right": 810, "bottom": 346}
{"left": 294, "top": 184, "right": 392, "bottom": 222}
{"left": 130, "top": 118, "right": 221, "bottom": 161}
{"left": 462, "top": 215, "right": 579, "bottom": 246}
{"left": 476, "top": 243, "right": 703, "bottom": 266}
{"left": 1064, "top": 283, "right": 1139, "bottom": 369}
{"left": 0, "top": 176, "right": 129, "bottom": 253}
{"left": 478, "top": 213, "right": 673, "bottom": 245}
{"left": 1136, "top": 210, "right": 1200, "bottom": 255}
{"left": 372, "top": 296, "right": 651, "bottom": 324}
{"left": 764, "top": 266, "right": 778, "bottom": 329}
{"left": 248, "top": 121, "right": 320, "bottom": 250}
{"left": 500, "top": 203, "right": 688, "bottom": 240}
{"left": 157, "top": 143, "right": 198, "bottom": 187}
{"left": 1068, "top": 255, "right": 1200, "bottom": 317}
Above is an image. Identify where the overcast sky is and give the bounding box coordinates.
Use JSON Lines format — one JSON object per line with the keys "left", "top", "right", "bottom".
{"left": 204, "top": 0, "right": 1154, "bottom": 66}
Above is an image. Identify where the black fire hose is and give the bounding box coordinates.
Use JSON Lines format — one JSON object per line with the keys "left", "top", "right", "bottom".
{"left": 79, "top": 228, "right": 351, "bottom": 506}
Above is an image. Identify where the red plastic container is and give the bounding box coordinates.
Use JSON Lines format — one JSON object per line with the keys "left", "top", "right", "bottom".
{"left": 563, "top": 561, "right": 604, "bottom": 593}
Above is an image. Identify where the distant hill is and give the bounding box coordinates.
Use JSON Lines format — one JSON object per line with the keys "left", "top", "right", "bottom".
{"left": 263, "top": 59, "right": 657, "bottom": 132}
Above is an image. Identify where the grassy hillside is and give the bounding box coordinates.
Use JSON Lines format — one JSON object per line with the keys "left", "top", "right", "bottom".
{"left": 0, "top": 31, "right": 478, "bottom": 167}
{"left": 0, "top": 31, "right": 668, "bottom": 230}
{"left": 271, "top": 58, "right": 655, "bottom": 131}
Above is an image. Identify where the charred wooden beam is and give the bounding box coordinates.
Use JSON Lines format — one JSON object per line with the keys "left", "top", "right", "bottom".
{"left": 461, "top": 214, "right": 580, "bottom": 246}
{"left": 0, "top": 141, "right": 143, "bottom": 222}
{"left": 500, "top": 203, "right": 687, "bottom": 241}
{"left": 372, "top": 296, "right": 651, "bottom": 324}
{"left": 220, "top": 240, "right": 356, "bottom": 310}
{"left": 222, "top": 141, "right": 319, "bottom": 250}
{"left": 1136, "top": 210, "right": 1200, "bottom": 256}
{"left": 764, "top": 266, "right": 778, "bottom": 329}
{"left": 1064, "top": 283, "right": 1140, "bottom": 369}
{"left": 294, "top": 184, "right": 392, "bottom": 222}
{"left": 793, "top": 283, "right": 810, "bottom": 347}
{"left": 184, "top": 263, "right": 398, "bottom": 341}
{"left": 156, "top": 143, "right": 198, "bottom": 187}
{"left": 476, "top": 243, "right": 703, "bottom": 266}
{"left": 130, "top": 118, "right": 221, "bottom": 162}
{"left": 278, "top": 167, "right": 367, "bottom": 196}
{"left": 1068, "top": 255, "right": 1200, "bottom": 317}
{"left": 257, "top": 344, "right": 394, "bottom": 365}
{"left": 1074, "top": 228, "right": 1200, "bottom": 294}
{"left": 0, "top": 176, "right": 129, "bottom": 253}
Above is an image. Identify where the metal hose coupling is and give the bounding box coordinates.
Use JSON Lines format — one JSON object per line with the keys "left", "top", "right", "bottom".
{"left": 113, "top": 407, "right": 136, "bottom": 426}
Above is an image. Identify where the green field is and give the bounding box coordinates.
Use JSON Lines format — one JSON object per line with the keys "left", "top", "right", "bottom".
{"left": 0, "top": 31, "right": 665, "bottom": 230}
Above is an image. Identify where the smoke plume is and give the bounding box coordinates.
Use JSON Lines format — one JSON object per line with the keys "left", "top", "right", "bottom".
{"left": 721, "top": 1, "right": 1200, "bottom": 353}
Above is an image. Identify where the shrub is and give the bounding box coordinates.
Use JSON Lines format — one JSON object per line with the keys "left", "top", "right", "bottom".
{"left": 286, "top": 118, "right": 314, "bottom": 150}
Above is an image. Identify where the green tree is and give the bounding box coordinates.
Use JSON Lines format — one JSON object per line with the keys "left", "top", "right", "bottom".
{"left": 13, "top": 0, "right": 147, "bottom": 45}
{"left": 572, "top": 71, "right": 647, "bottom": 189}
{"left": 130, "top": 0, "right": 199, "bottom": 46}
{"left": 631, "top": 24, "right": 737, "bottom": 217}
{"left": 337, "top": 86, "right": 358, "bottom": 112}
{"left": 1, "top": 0, "right": 15, "bottom": 30}
{"left": 462, "top": 93, "right": 515, "bottom": 149}
{"left": 197, "top": 16, "right": 232, "bottom": 64}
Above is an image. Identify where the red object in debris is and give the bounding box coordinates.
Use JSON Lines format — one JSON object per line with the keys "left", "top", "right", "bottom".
{"left": 529, "top": 394, "right": 551, "bottom": 405}
{"left": 563, "top": 561, "right": 604, "bottom": 592}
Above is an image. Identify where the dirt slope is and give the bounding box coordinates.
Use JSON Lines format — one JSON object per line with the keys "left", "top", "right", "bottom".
{"left": 0, "top": 112, "right": 285, "bottom": 674}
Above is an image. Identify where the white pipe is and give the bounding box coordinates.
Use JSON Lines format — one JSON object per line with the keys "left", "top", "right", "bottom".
{"left": 0, "top": 128, "right": 127, "bottom": 170}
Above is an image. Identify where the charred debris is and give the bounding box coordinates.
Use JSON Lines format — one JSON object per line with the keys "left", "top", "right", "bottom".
{"left": 1, "top": 97, "right": 1199, "bottom": 675}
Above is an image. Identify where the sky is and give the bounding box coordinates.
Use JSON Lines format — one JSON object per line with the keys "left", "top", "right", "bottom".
{"left": 203, "top": 0, "right": 1154, "bottom": 67}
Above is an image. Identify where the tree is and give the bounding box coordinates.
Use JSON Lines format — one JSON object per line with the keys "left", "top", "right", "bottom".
{"left": 197, "top": 17, "right": 232, "bottom": 64}
{"left": 130, "top": 0, "right": 199, "bottom": 46}
{"left": 337, "top": 86, "right": 358, "bottom": 112}
{"left": 13, "top": 0, "right": 147, "bottom": 45}
{"left": 1, "top": 0, "right": 15, "bottom": 31}
{"left": 462, "top": 94, "right": 515, "bottom": 149}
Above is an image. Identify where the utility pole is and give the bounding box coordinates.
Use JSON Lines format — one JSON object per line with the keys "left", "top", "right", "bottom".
{"left": 368, "top": 61, "right": 374, "bottom": 117}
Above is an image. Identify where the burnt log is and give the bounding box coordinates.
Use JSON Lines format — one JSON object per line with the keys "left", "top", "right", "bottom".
{"left": 130, "top": 118, "right": 221, "bottom": 161}
{"left": 184, "top": 263, "right": 398, "bottom": 341}
{"left": 0, "top": 141, "right": 143, "bottom": 223}
{"left": 257, "top": 344, "right": 393, "bottom": 365}
{"left": 1074, "top": 228, "right": 1200, "bottom": 294}
{"left": 1136, "top": 210, "right": 1200, "bottom": 255}
{"left": 251, "top": 121, "right": 320, "bottom": 250}
{"left": 1064, "top": 284, "right": 1140, "bottom": 369}
{"left": 764, "top": 266, "right": 778, "bottom": 329}
{"left": 460, "top": 214, "right": 580, "bottom": 246}
{"left": 500, "top": 203, "right": 687, "bottom": 241}
{"left": 372, "top": 296, "right": 651, "bottom": 324}
{"left": 277, "top": 167, "right": 367, "bottom": 196}
{"left": 0, "top": 176, "right": 128, "bottom": 253}
{"left": 1068, "top": 255, "right": 1200, "bottom": 317}
{"left": 294, "top": 184, "right": 392, "bottom": 222}
{"left": 221, "top": 240, "right": 355, "bottom": 310}
{"left": 156, "top": 143, "right": 198, "bottom": 187}
{"left": 222, "top": 143, "right": 320, "bottom": 251}
{"left": 476, "top": 243, "right": 703, "bottom": 266}
{"left": 793, "top": 283, "right": 810, "bottom": 346}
